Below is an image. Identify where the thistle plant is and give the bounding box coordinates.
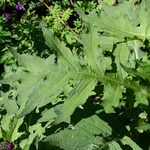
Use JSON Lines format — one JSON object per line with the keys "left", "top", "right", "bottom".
{"left": 1, "top": 0, "right": 150, "bottom": 149}
{"left": 0, "top": 141, "right": 14, "bottom": 150}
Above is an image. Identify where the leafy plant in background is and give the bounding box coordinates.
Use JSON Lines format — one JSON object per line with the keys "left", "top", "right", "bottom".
{"left": 1, "top": 0, "right": 150, "bottom": 149}
{"left": 0, "top": 0, "right": 111, "bottom": 59}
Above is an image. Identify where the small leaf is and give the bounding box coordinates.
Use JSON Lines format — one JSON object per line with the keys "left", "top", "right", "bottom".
{"left": 136, "top": 123, "right": 150, "bottom": 132}
{"left": 38, "top": 108, "right": 57, "bottom": 123}
{"left": 75, "top": 115, "right": 112, "bottom": 137}
{"left": 114, "top": 43, "right": 135, "bottom": 79}
{"left": 102, "top": 83, "right": 125, "bottom": 113}
{"left": 11, "top": 118, "right": 24, "bottom": 142}
{"left": 2, "top": 93, "right": 18, "bottom": 115}
{"left": 108, "top": 141, "right": 122, "bottom": 150}
{"left": 121, "top": 136, "right": 142, "bottom": 150}
{"left": 54, "top": 77, "right": 97, "bottom": 124}
{"left": 134, "top": 88, "right": 148, "bottom": 107}
{"left": 1, "top": 114, "right": 14, "bottom": 132}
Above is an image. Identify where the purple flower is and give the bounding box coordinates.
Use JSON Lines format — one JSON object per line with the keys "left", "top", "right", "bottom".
{"left": 0, "top": 141, "right": 14, "bottom": 150}
{"left": 3, "top": 13, "right": 9, "bottom": 22}
{"left": 15, "top": 2, "right": 25, "bottom": 11}
{"left": 6, "top": 141, "right": 14, "bottom": 150}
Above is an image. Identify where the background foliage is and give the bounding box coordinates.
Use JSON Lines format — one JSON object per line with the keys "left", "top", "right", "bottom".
{"left": 1, "top": 0, "right": 150, "bottom": 150}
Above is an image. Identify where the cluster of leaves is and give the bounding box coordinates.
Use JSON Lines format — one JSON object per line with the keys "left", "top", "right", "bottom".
{"left": 0, "top": 0, "right": 114, "bottom": 60}
{"left": 0, "top": 0, "right": 105, "bottom": 85}
{"left": 0, "top": 0, "right": 101, "bottom": 57}
{"left": 1, "top": 0, "right": 150, "bottom": 150}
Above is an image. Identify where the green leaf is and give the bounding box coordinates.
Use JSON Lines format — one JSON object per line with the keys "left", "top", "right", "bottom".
{"left": 102, "top": 79, "right": 125, "bottom": 113}
{"left": 75, "top": 115, "right": 112, "bottom": 137}
{"left": 44, "top": 128, "right": 102, "bottom": 150}
{"left": 134, "top": 88, "right": 148, "bottom": 107}
{"left": 11, "top": 51, "right": 56, "bottom": 75}
{"left": 0, "top": 114, "right": 14, "bottom": 132}
{"left": 29, "top": 123, "right": 45, "bottom": 139}
{"left": 98, "top": 36, "right": 121, "bottom": 50}
{"left": 121, "top": 59, "right": 150, "bottom": 81}
{"left": 10, "top": 118, "right": 24, "bottom": 142}
{"left": 119, "top": 64, "right": 149, "bottom": 107}
{"left": 20, "top": 123, "right": 45, "bottom": 150}
{"left": 17, "top": 70, "right": 71, "bottom": 118}
{"left": 38, "top": 108, "right": 57, "bottom": 123}
{"left": 41, "top": 21, "right": 81, "bottom": 71}
{"left": 81, "top": 26, "right": 112, "bottom": 74}
{"left": 81, "top": 25, "right": 101, "bottom": 72}
{"left": 121, "top": 136, "right": 142, "bottom": 150}
{"left": 127, "top": 40, "right": 143, "bottom": 60}
{"left": 78, "top": 0, "right": 150, "bottom": 40}
{"left": 44, "top": 115, "right": 112, "bottom": 150}
{"left": 137, "top": 62, "right": 150, "bottom": 79}
{"left": 114, "top": 43, "right": 135, "bottom": 79}
{"left": 108, "top": 141, "right": 122, "bottom": 150}
{"left": 44, "top": 116, "right": 136, "bottom": 150}
{"left": 120, "top": 64, "right": 137, "bottom": 77}
{"left": 103, "top": 0, "right": 116, "bottom": 5}
{"left": 2, "top": 93, "right": 18, "bottom": 115}
{"left": 136, "top": 123, "right": 150, "bottom": 132}
{"left": 54, "top": 77, "right": 97, "bottom": 124}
